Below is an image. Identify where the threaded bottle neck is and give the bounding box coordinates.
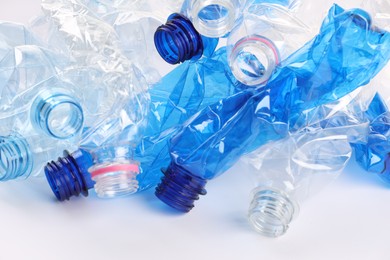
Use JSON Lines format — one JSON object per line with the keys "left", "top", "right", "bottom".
{"left": 154, "top": 13, "right": 204, "bottom": 64}
{"left": 31, "top": 90, "right": 84, "bottom": 140}
{"left": 45, "top": 149, "right": 94, "bottom": 201}
{"left": 89, "top": 161, "right": 140, "bottom": 198}
{"left": 0, "top": 134, "right": 33, "bottom": 181}
{"left": 248, "top": 188, "right": 297, "bottom": 237}
{"left": 189, "top": 0, "right": 238, "bottom": 38}
{"left": 229, "top": 35, "right": 280, "bottom": 86}
{"left": 155, "top": 162, "right": 207, "bottom": 212}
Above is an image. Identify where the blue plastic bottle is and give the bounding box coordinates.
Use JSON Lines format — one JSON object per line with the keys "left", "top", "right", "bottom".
{"left": 352, "top": 93, "right": 390, "bottom": 183}
{"left": 44, "top": 46, "right": 241, "bottom": 200}
{"left": 155, "top": 4, "right": 390, "bottom": 212}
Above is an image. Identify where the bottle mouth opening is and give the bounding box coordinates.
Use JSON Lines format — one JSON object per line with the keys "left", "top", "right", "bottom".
{"left": 31, "top": 92, "right": 84, "bottom": 140}
{"left": 229, "top": 35, "right": 280, "bottom": 86}
{"left": 191, "top": 0, "right": 237, "bottom": 38}
{"left": 248, "top": 188, "right": 297, "bottom": 237}
{"left": 46, "top": 101, "right": 84, "bottom": 139}
{"left": 90, "top": 162, "right": 140, "bottom": 198}
{"left": 154, "top": 13, "right": 203, "bottom": 64}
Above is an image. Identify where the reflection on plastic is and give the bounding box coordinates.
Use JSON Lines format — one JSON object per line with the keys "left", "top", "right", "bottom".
{"left": 155, "top": 4, "right": 390, "bottom": 212}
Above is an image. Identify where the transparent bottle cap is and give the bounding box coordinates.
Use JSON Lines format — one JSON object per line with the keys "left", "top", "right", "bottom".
{"left": 31, "top": 91, "right": 84, "bottom": 140}
{"left": 229, "top": 35, "right": 280, "bottom": 86}
{"left": 190, "top": 0, "right": 237, "bottom": 38}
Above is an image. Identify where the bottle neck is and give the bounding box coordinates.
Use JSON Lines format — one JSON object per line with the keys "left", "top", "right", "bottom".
{"left": 45, "top": 149, "right": 94, "bottom": 201}
{"left": 189, "top": 0, "right": 238, "bottom": 38}
{"left": 87, "top": 145, "right": 140, "bottom": 198}
{"left": 229, "top": 35, "right": 280, "bottom": 86}
{"left": 248, "top": 187, "right": 298, "bottom": 237}
{"left": 89, "top": 161, "right": 140, "bottom": 198}
{"left": 0, "top": 134, "right": 33, "bottom": 181}
{"left": 154, "top": 13, "right": 204, "bottom": 64}
{"left": 155, "top": 162, "right": 207, "bottom": 212}
{"left": 31, "top": 90, "right": 84, "bottom": 140}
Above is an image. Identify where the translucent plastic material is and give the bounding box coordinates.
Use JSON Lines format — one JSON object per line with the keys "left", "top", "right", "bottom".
{"left": 181, "top": 0, "right": 246, "bottom": 38}
{"left": 0, "top": 22, "right": 84, "bottom": 181}
{"left": 155, "top": 5, "right": 390, "bottom": 212}
{"left": 40, "top": 0, "right": 150, "bottom": 198}
{"left": 227, "top": 3, "right": 312, "bottom": 86}
{"left": 242, "top": 89, "right": 371, "bottom": 237}
{"left": 30, "top": 88, "right": 84, "bottom": 140}
{"left": 45, "top": 46, "right": 240, "bottom": 200}
{"left": 136, "top": 47, "right": 239, "bottom": 191}
{"left": 361, "top": 0, "right": 390, "bottom": 30}
{"left": 0, "top": 132, "right": 69, "bottom": 181}
{"left": 352, "top": 93, "right": 390, "bottom": 183}
{"left": 78, "top": 0, "right": 183, "bottom": 84}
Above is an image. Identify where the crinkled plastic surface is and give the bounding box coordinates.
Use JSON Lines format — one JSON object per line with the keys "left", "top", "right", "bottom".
{"left": 0, "top": 23, "right": 80, "bottom": 180}
{"left": 0, "top": 22, "right": 68, "bottom": 119}
{"left": 243, "top": 130, "right": 352, "bottom": 204}
{"left": 227, "top": 2, "right": 312, "bottom": 86}
{"left": 243, "top": 86, "right": 372, "bottom": 198}
{"left": 79, "top": 0, "right": 183, "bottom": 84}
{"left": 38, "top": 0, "right": 181, "bottom": 85}
{"left": 352, "top": 93, "right": 390, "bottom": 182}
{"left": 167, "top": 4, "right": 390, "bottom": 180}
{"left": 135, "top": 47, "right": 240, "bottom": 191}
{"left": 40, "top": 0, "right": 150, "bottom": 151}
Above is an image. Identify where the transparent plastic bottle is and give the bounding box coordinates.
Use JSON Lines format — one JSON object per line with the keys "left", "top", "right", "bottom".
{"left": 243, "top": 131, "right": 352, "bottom": 237}
{"left": 0, "top": 22, "right": 84, "bottom": 182}
{"left": 0, "top": 131, "right": 68, "bottom": 182}
{"left": 36, "top": 0, "right": 150, "bottom": 198}
{"left": 241, "top": 89, "right": 370, "bottom": 237}
{"left": 44, "top": 46, "right": 240, "bottom": 200}
{"left": 0, "top": 90, "right": 79, "bottom": 182}
{"left": 226, "top": 3, "right": 313, "bottom": 86}
{"left": 154, "top": 5, "right": 390, "bottom": 212}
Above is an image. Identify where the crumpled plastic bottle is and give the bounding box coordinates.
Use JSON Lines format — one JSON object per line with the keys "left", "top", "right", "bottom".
{"left": 242, "top": 89, "right": 370, "bottom": 237}
{"left": 154, "top": 4, "right": 390, "bottom": 212}
{"left": 38, "top": 0, "right": 150, "bottom": 199}
{"left": 0, "top": 22, "right": 84, "bottom": 182}
{"left": 44, "top": 46, "right": 242, "bottom": 201}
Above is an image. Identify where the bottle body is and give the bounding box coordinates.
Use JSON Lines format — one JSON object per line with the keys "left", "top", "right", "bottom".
{"left": 44, "top": 47, "right": 241, "bottom": 200}
{"left": 244, "top": 124, "right": 356, "bottom": 236}
{"left": 155, "top": 4, "right": 390, "bottom": 212}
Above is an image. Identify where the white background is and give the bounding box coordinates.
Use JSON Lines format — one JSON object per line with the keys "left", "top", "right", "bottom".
{"left": 0, "top": 1, "right": 389, "bottom": 260}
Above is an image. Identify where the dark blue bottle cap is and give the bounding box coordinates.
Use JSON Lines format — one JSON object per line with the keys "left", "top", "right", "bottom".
{"left": 45, "top": 149, "right": 94, "bottom": 201}
{"left": 154, "top": 13, "right": 204, "bottom": 64}
{"left": 155, "top": 162, "right": 207, "bottom": 212}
